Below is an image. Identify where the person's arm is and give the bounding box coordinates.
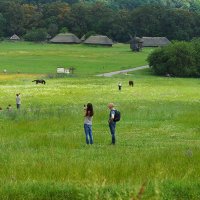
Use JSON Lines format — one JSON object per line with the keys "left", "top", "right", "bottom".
{"left": 84, "top": 105, "right": 86, "bottom": 116}
{"left": 109, "top": 110, "right": 115, "bottom": 123}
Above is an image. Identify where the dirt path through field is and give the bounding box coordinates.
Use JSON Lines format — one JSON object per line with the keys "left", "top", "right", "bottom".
{"left": 96, "top": 65, "right": 149, "bottom": 77}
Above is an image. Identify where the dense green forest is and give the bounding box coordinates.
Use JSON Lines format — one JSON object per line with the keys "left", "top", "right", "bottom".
{"left": 0, "top": 0, "right": 200, "bottom": 42}
{"left": 22, "top": 0, "right": 200, "bottom": 11}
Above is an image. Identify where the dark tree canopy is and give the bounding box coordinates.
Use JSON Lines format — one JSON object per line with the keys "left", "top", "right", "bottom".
{"left": 0, "top": 0, "right": 200, "bottom": 41}
{"left": 20, "top": 0, "right": 200, "bottom": 12}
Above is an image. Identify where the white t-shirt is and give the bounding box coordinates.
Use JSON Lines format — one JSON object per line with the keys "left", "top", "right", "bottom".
{"left": 16, "top": 96, "right": 21, "bottom": 104}
{"left": 84, "top": 116, "right": 93, "bottom": 125}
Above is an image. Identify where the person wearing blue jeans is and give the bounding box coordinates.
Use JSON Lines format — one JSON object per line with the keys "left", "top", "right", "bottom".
{"left": 84, "top": 103, "right": 94, "bottom": 144}
{"left": 108, "top": 103, "right": 116, "bottom": 145}
{"left": 84, "top": 124, "right": 93, "bottom": 144}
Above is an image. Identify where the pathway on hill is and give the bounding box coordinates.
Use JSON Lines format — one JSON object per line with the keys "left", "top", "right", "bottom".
{"left": 96, "top": 65, "right": 149, "bottom": 77}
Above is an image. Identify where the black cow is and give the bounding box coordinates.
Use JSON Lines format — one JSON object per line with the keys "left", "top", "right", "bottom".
{"left": 129, "top": 80, "right": 134, "bottom": 87}
{"left": 32, "top": 79, "right": 46, "bottom": 84}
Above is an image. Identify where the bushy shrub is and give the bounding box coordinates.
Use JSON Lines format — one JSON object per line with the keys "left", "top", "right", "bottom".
{"left": 147, "top": 41, "right": 200, "bottom": 77}
{"left": 24, "top": 28, "right": 47, "bottom": 42}
{"left": 60, "top": 27, "right": 69, "bottom": 33}
{"left": 191, "top": 38, "right": 200, "bottom": 75}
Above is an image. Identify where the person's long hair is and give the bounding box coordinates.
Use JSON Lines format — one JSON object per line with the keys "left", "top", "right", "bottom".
{"left": 85, "top": 103, "right": 94, "bottom": 117}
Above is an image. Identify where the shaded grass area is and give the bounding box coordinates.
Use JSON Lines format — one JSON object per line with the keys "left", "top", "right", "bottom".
{"left": 0, "top": 41, "right": 150, "bottom": 75}
{"left": 0, "top": 72, "right": 200, "bottom": 199}
{"left": 0, "top": 181, "right": 200, "bottom": 200}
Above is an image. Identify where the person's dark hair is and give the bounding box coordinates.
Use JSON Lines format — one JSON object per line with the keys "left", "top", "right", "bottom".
{"left": 85, "top": 103, "right": 94, "bottom": 117}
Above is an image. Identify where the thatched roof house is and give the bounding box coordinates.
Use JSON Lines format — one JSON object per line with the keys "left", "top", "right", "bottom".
{"left": 50, "top": 33, "right": 81, "bottom": 44}
{"left": 142, "top": 37, "right": 170, "bottom": 47}
{"left": 84, "top": 35, "right": 113, "bottom": 46}
{"left": 10, "top": 34, "right": 20, "bottom": 40}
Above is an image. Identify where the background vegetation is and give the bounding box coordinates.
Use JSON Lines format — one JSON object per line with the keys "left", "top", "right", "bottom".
{"left": 147, "top": 39, "right": 200, "bottom": 77}
{"left": 0, "top": 42, "right": 200, "bottom": 199}
{"left": 0, "top": 0, "right": 200, "bottom": 42}
{"left": 21, "top": 0, "right": 200, "bottom": 11}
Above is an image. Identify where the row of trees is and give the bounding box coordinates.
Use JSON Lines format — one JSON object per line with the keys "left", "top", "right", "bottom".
{"left": 22, "top": 0, "right": 200, "bottom": 12}
{"left": 0, "top": 1, "right": 200, "bottom": 42}
{"left": 148, "top": 39, "right": 200, "bottom": 77}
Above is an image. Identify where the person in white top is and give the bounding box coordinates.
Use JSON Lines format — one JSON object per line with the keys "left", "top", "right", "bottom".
{"left": 118, "top": 82, "right": 122, "bottom": 91}
{"left": 84, "top": 103, "right": 94, "bottom": 144}
{"left": 16, "top": 93, "right": 21, "bottom": 110}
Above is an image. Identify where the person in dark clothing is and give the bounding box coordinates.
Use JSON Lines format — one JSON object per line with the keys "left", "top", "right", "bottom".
{"left": 108, "top": 103, "right": 116, "bottom": 145}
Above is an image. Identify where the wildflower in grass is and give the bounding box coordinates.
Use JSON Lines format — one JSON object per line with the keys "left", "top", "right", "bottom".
{"left": 185, "top": 149, "right": 193, "bottom": 157}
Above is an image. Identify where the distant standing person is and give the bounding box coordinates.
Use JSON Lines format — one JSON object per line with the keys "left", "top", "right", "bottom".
{"left": 7, "top": 104, "right": 12, "bottom": 112}
{"left": 84, "top": 103, "right": 94, "bottom": 145}
{"left": 118, "top": 82, "right": 122, "bottom": 91}
{"left": 108, "top": 103, "right": 116, "bottom": 145}
{"left": 16, "top": 93, "right": 21, "bottom": 109}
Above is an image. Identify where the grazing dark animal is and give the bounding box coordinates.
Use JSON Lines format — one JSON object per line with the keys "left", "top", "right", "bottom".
{"left": 32, "top": 79, "right": 46, "bottom": 84}
{"left": 165, "top": 73, "right": 175, "bottom": 78}
{"left": 129, "top": 80, "right": 134, "bottom": 87}
{"left": 165, "top": 73, "right": 172, "bottom": 77}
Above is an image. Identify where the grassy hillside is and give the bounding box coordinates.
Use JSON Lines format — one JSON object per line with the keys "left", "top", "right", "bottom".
{"left": 0, "top": 42, "right": 149, "bottom": 76}
{"left": 0, "top": 68, "right": 199, "bottom": 199}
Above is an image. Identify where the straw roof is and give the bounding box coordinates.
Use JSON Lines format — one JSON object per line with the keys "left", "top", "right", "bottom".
{"left": 10, "top": 34, "right": 20, "bottom": 40}
{"left": 50, "top": 33, "right": 81, "bottom": 44}
{"left": 142, "top": 37, "right": 170, "bottom": 47}
{"left": 84, "top": 35, "right": 113, "bottom": 46}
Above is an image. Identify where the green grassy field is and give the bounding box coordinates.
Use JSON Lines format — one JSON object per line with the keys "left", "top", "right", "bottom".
{"left": 0, "top": 42, "right": 200, "bottom": 199}
{"left": 0, "top": 41, "right": 149, "bottom": 75}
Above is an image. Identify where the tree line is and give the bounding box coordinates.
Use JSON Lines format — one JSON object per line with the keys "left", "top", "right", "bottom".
{"left": 0, "top": 0, "right": 200, "bottom": 42}
{"left": 21, "top": 0, "right": 200, "bottom": 12}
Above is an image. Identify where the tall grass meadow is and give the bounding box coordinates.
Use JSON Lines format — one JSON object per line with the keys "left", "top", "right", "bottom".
{"left": 0, "top": 42, "right": 199, "bottom": 199}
